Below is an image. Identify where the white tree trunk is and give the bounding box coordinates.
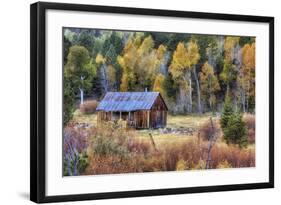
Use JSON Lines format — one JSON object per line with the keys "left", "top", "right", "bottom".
{"left": 193, "top": 67, "right": 202, "bottom": 113}
{"left": 189, "top": 71, "right": 192, "bottom": 112}
{"left": 100, "top": 63, "right": 108, "bottom": 93}
{"left": 79, "top": 75, "right": 85, "bottom": 105}
{"left": 79, "top": 88, "right": 84, "bottom": 105}
{"left": 183, "top": 71, "right": 193, "bottom": 113}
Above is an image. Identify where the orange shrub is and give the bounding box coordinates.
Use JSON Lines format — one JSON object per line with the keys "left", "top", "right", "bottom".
{"left": 134, "top": 152, "right": 166, "bottom": 172}
{"left": 217, "top": 160, "right": 232, "bottom": 168}
{"left": 198, "top": 118, "right": 221, "bottom": 141}
{"left": 83, "top": 136, "right": 255, "bottom": 174}
{"left": 243, "top": 113, "right": 255, "bottom": 144}
{"left": 80, "top": 100, "right": 99, "bottom": 114}
{"left": 85, "top": 155, "right": 137, "bottom": 175}
{"left": 210, "top": 144, "right": 255, "bottom": 168}
{"left": 161, "top": 138, "right": 206, "bottom": 170}
{"left": 126, "top": 137, "right": 151, "bottom": 156}
{"left": 67, "top": 120, "right": 255, "bottom": 175}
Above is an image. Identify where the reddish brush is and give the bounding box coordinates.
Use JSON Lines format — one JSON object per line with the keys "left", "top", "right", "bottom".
{"left": 65, "top": 121, "right": 255, "bottom": 175}
{"left": 198, "top": 119, "right": 221, "bottom": 141}
{"left": 80, "top": 100, "right": 99, "bottom": 114}
{"left": 243, "top": 113, "right": 255, "bottom": 144}
{"left": 210, "top": 144, "right": 255, "bottom": 168}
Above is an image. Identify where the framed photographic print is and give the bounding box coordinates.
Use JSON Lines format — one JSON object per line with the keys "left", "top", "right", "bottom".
{"left": 30, "top": 1, "right": 274, "bottom": 203}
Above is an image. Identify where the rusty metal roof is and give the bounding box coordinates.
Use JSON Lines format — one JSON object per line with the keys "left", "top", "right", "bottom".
{"left": 96, "top": 92, "right": 165, "bottom": 112}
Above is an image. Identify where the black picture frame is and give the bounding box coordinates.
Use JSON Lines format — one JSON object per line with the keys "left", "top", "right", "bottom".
{"left": 30, "top": 1, "right": 274, "bottom": 203}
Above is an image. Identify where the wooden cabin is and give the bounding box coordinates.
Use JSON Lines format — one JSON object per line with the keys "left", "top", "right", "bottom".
{"left": 96, "top": 92, "right": 168, "bottom": 129}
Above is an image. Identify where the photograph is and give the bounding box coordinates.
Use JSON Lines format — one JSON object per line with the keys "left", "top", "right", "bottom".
{"left": 62, "top": 27, "right": 256, "bottom": 176}
{"left": 29, "top": 1, "right": 274, "bottom": 202}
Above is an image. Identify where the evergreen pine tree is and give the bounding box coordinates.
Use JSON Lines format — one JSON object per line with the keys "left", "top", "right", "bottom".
{"left": 220, "top": 94, "right": 234, "bottom": 130}
{"left": 221, "top": 94, "right": 248, "bottom": 147}
{"left": 63, "top": 75, "right": 75, "bottom": 125}
{"left": 92, "top": 66, "right": 104, "bottom": 98}
{"left": 223, "top": 112, "right": 247, "bottom": 147}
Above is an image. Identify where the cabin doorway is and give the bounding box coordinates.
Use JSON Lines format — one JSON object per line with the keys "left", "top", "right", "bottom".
{"left": 155, "top": 110, "right": 162, "bottom": 128}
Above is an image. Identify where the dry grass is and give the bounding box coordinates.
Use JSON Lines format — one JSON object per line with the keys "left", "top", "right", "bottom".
{"left": 138, "top": 134, "right": 191, "bottom": 148}
{"left": 167, "top": 113, "right": 214, "bottom": 129}
{"left": 72, "top": 109, "right": 97, "bottom": 125}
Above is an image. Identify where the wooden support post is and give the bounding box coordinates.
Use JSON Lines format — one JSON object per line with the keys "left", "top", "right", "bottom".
{"left": 134, "top": 112, "right": 137, "bottom": 127}
{"left": 128, "top": 111, "right": 131, "bottom": 126}
{"left": 119, "top": 111, "right": 122, "bottom": 120}
{"left": 205, "top": 117, "right": 217, "bottom": 169}
{"left": 111, "top": 111, "right": 113, "bottom": 120}
{"left": 149, "top": 133, "right": 157, "bottom": 151}
{"left": 147, "top": 110, "right": 150, "bottom": 128}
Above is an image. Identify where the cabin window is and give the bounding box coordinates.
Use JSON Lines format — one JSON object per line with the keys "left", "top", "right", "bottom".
{"left": 121, "top": 112, "right": 128, "bottom": 120}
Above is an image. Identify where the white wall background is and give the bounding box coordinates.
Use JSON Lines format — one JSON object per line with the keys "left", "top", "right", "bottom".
{"left": 0, "top": 0, "right": 279, "bottom": 204}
